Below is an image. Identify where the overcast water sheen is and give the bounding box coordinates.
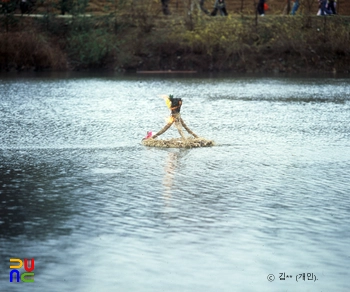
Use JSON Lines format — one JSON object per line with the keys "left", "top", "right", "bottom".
{"left": 0, "top": 72, "right": 349, "bottom": 292}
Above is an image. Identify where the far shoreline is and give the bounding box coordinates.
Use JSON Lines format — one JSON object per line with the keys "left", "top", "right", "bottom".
{"left": 1, "top": 14, "right": 350, "bottom": 74}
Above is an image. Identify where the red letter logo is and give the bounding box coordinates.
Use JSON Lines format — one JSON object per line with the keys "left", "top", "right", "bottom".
{"left": 24, "top": 259, "right": 35, "bottom": 272}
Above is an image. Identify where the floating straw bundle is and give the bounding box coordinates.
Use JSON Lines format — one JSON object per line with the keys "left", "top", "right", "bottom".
{"left": 142, "top": 137, "right": 214, "bottom": 148}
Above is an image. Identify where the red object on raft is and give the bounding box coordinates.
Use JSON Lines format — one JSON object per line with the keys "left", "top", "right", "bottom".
{"left": 144, "top": 131, "right": 153, "bottom": 139}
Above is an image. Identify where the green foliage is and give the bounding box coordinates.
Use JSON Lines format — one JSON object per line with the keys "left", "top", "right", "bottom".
{"left": 0, "top": 0, "right": 16, "bottom": 14}
{"left": 0, "top": 0, "right": 18, "bottom": 32}
{"left": 171, "top": 16, "right": 253, "bottom": 56}
{"left": 67, "top": 26, "right": 118, "bottom": 68}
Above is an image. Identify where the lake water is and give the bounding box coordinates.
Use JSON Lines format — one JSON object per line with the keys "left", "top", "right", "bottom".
{"left": 0, "top": 72, "right": 349, "bottom": 291}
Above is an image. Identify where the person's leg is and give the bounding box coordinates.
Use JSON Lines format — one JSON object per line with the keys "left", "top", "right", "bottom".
{"left": 291, "top": 2, "right": 299, "bottom": 15}
{"left": 20, "top": 1, "right": 28, "bottom": 14}
{"left": 257, "top": 2, "right": 264, "bottom": 15}
{"left": 210, "top": 8, "right": 218, "bottom": 16}
{"left": 257, "top": 3, "right": 261, "bottom": 15}
{"left": 20, "top": 2, "right": 25, "bottom": 14}
{"left": 61, "top": 0, "right": 66, "bottom": 15}
{"left": 324, "top": 2, "right": 332, "bottom": 14}
{"left": 161, "top": 0, "right": 170, "bottom": 15}
{"left": 320, "top": 1, "right": 325, "bottom": 15}
{"left": 291, "top": 2, "right": 296, "bottom": 15}
{"left": 328, "top": 2, "right": 333, "bottom": 14}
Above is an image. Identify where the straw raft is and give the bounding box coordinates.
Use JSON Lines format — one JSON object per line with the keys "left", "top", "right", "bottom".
{"left": 142, "top": 137, "right": 214, "bottom": 148}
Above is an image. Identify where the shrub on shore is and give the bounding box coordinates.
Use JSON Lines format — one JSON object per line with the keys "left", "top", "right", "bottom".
{"left": 0, "top": 28, "right": 67, "bottom": 71}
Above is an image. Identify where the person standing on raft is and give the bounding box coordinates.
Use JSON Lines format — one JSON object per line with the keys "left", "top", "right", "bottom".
{"left": 152, "top": 94, "right": 185, "bottom": 139}
{"left": 144, "top": 94, "right": 199, "bottom": 140}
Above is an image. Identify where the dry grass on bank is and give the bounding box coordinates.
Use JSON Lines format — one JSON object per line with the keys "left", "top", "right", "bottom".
{"left": 0, "top": 28, "right": 67, "bottom": 71}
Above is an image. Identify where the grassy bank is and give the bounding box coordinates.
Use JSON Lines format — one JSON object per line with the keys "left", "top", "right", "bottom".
{"left": 1, "top": 10, "right": 350, "bottom": 73}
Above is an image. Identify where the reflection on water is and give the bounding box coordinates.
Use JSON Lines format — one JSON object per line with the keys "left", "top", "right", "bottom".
{"left": 162, "top": 150, "right": 189, "bottom": 205}
{"left": 163, "top": 151, "right": 178, "bottom": 202}
{"left": 0, "top": 72, "right": 350, "bottom": 292}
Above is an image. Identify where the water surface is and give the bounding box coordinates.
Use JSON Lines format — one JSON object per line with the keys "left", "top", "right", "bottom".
{"left": 1, "top": 72, "right": 350, "bottom": 291}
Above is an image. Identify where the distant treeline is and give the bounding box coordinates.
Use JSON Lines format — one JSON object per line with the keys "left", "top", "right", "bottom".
{"left": 0, "top": 1, "right": 350, "bottom": 73}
